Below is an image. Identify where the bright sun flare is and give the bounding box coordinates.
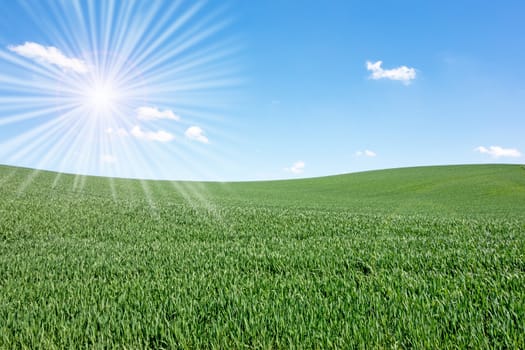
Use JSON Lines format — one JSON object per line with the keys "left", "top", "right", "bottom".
{"left": 0, "top": 0, "right": 236, "bottom": 180}
{"left": 84, "top": 81, "right": 119, "bottom": 111}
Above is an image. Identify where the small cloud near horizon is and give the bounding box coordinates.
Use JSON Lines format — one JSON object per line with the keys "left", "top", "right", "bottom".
{"left": 355, "top": 149, "right": 377, "bottom": 157}
{"left": 285, "top": 160, "right": 305, "bottom": 174}
{"left": 131, "top": 125, "right": 174, "bottom": 142}
{"left": 475, "top": 145, "right": 521, "bottom": 158}
{"left": 8, "top": 42, "right": 88, "bottom": 74}
{"left": 366, "top": 60, "right": 416, "bottom": 84}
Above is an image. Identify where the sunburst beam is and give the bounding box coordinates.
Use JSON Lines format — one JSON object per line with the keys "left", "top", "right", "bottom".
{"left": 0, "top": 0, "right": 241, "bottom": 202}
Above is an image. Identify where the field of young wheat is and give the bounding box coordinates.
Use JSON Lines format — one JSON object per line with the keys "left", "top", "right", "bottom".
{"left": 1, "top": 164, "right": 524, "bottom": 348}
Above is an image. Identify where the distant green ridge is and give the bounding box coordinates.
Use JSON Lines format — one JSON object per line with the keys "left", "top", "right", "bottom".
{"left": 1, "top": 163, "right": 524, "bottom": 217}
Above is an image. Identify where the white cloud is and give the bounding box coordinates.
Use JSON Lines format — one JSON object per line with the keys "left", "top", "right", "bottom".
{"left": 355, "top": 150, "right": 377, "bottom": 157}
{"left": 131, "top": 125, "right": 174, "bottom": 142}
{"left": 136, "top": 106, "right": 180, "bottom": 121}
{"left": 475, "top": 146, "right": 521, "bottom": 158}
{"left": 285, "top": 161, "right": 305, "bottom": 174}
{"left": 8, "top": 42, "right": 88, "bottom": 74}
{"left": 185, "top": 126, "right": 209, "bottom": 144}
{"left": 366, "top": 60, "right": 416, "bottom": 84}
{"left": 100, "top": 154, "right": 117, "bottom": 164}
{"left": 107, "top": 126, "right": 174, "bottom": 142}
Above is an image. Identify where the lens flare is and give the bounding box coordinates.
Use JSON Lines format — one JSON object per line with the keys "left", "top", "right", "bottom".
{"left": 86, "top": 81, "right": 117, "bottom": 111}
{"left": 0, "top": 0, "right": 240, "bottom": 190}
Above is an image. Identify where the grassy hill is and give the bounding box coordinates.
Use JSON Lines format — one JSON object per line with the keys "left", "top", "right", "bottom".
{"left": 2, "top": 163, "right": 524, "bottom": 216}
{"left": 214, "top": 164, "right": 525, "bottom": 216}
{"left": 1, "top": 164, "right": 524, "bottom": 348}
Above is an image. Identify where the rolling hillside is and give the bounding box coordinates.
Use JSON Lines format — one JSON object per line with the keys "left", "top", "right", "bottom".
{"left": 2, "top": 163, "right": 524, "bottom": 216}
{"left": 216, "top": 164, "right": 525, "bottom": 216}
{"left": 1, "top": 163, "right": 524, "bottom": 348}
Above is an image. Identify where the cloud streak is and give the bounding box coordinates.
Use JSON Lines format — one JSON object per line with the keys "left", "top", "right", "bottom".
{"left": 136, "top": 106, "right": 180, "bottom": 121}
{"left": 8, "top": 42, "right": 88, "bottom": 74}
{"left": 285, "top": 161, "right": 305, "bottom": 174}
{"left": 475, "top": 146, "right": 521, "bottom": 158}
{"left": 355, "top": 149, "right": 377, "bottom": 157}
{"left": 366, "top": 60, "right": 416, "bottom": 84}
{"left": 185, "top": 126, "right": 209, "bottom": 143}
{"left": 131, "top": 126, "right": 174, "bottom": 142}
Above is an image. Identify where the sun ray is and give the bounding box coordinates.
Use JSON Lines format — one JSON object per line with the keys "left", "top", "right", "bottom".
{"left": 122, "top": 2, "right": 205, "bottom": 75}
{"left": 0, "top": 103, "right": 78, "bottom": 127}
{"left": 0, "top": 0, "right": 240, "bottom": 200}
{"left": 120, "top": 17, "right": 230, "bottom": 86}
{"left": 16, "top": 168, "right": 42, "bottom": 196}
{"left": 0, "top": 107, "right": 82, "bottom": 161}
{"left": 100, "top": 0, "right": 115, "bottom": 73}
{"left": 0, "top": 51, "right": 72, "bottom": 84}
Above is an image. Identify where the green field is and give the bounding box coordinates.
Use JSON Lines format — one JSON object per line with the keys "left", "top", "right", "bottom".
{"left": 1, "top": 164, "right": 524, "bottom": 348}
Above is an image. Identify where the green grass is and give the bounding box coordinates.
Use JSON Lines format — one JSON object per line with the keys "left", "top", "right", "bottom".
{"left": 1, "top": 164, "right": 524, "bottom": 348}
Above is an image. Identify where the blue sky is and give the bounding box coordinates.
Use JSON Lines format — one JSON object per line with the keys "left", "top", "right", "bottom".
{"left": 0, "top": 1, "right": 524, "bottom": 181}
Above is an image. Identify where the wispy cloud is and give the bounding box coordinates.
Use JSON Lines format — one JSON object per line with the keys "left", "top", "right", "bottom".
{"left": 475, "top": 146, "right": 521, "bottom": 158}
{"left": 355, "top": 149, "right": 377, "bottom": 157}
{"left": 131, "top": 126, "right": 174, "bottom": 142}
{"left": 8, "top": 42, "right": 88, "bottom": 74}
{"left": 136, "top": 106, "right": 180, "bottom": 121}
{"left": 366, "top": 60, "right": 416, "bottom": 84}
{"left": 100, "top": 154, "right": 117, "bottom": 164}
{"left": 285, "top": 161, "right": 305, "bottom": 174}
{"left": 185, "top": 126, "right": 209, "bottom": 143}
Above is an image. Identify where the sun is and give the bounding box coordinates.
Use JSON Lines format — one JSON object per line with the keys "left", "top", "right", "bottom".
{"left": 83, "top": 79, "right": 120, "bottom": 112}
{"left": 0, "top": 0, "right": 237, "bottom": 181}
{"left": 89, "top": 84, "right": 114, "bottom": 108}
